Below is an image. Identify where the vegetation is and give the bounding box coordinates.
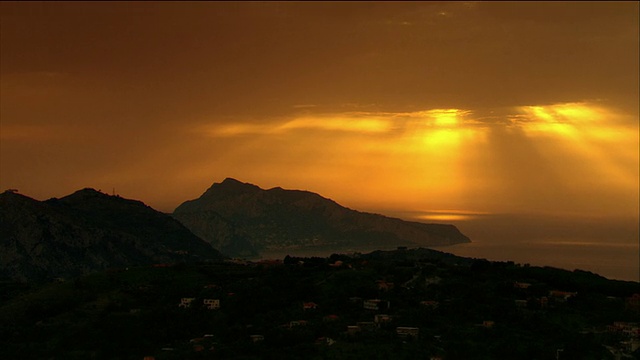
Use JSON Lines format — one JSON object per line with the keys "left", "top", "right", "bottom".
{"left": 0, "top": 248, "right": 638, "bottom": 359}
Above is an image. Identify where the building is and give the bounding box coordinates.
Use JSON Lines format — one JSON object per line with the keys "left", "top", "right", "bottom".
{"left": 607, "top": 322, "right": 640, "bottom": 337}
{"left": 396, "top": 327, "right": 419, "bottom": 337}
{"left": 364, "top": 299, "right": 390, "bottom": 311}
{"left": 203, "top": 299, "right": 220, "bottom": 310}
{"left": 549, "top": 290, "right": 577, "bottom": 301}
{"left": 376, "top": 280, "right": 395, "bottom": 291}
{"left": 178, "top": 298, "right": 195, "bottom": 308}
{"left": 303, "top": 302, "right": 318, "bottom": 310}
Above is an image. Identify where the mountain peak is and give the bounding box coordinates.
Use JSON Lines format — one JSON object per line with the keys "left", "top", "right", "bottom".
{"left": 221, "top": 177, "right": 244, "bottom": 185}
{"left": 59, "top": 187, "right": 127, "bottom": 204}
{"left": 1, "top": 188, "right": 26, "bottom": 198}
{"left": 66, "top": 187, "right": 106, "bottom": 198}
{"left": 1, "top": 189, "right": 224, "bottom": 281}
{"left": 173, "top": 179, "right": 471, "bottom": 257}
{"left": 219, "top": 178, "right": 260, "bottom": 189}
{"left": 202, "top": 178, "right": 261, "bottom": 198}
{"left": 0, "top": 189, "right": 40, "bottom": 207}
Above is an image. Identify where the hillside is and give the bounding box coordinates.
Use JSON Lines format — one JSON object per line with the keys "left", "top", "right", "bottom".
{"left": 0, "top": 248, "right": 637, "bottom": 359}
{"left": 173, "top": 178, "right": 471, "bottom": 257}
{"left": 0, "top": 189, "right": 224, "bottom": 282}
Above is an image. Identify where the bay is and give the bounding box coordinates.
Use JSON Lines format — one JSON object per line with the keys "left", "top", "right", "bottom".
{"left": 260, "top": 213, "right": 639, "bottom": 282}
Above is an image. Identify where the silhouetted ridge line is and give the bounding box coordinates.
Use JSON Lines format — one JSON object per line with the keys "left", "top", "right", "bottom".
{"left": 0, "top": 189, "right": 224, "bottom": 282}
{"left": 173, "top": 179, "right": 471, "bottom": 258}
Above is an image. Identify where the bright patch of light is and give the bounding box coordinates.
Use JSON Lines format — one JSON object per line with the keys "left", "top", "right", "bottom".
{"left": 417, "top": 214, "right": 473, "bottom": 221}
{"left": 518, "top": 102, "right": 638, "bottom": 191}
{"left": 279, "top": 116, "right": 392, "bottom": 133}
{"left": 194, "top": 102, "right": 637, "bottom": 218}
{"left": 429, "top": 109, "right": 461, "bottom": 127}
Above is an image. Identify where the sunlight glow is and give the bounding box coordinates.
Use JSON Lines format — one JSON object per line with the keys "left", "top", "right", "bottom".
{"left": 203, "top": 115, "right": 393, "bottom": 137}
{"left": 428, "top": 109, "right": 462, "bottom": 127}
{"left": 417, "top": 214, "right": 473, "bottom": 221}
{"left": 278, "top": 116, "right": 392, "bottom": 133}
{"left": 520, "top": 103, "right": 623, "bottom": 141}
{"left": 193, "top": 102, "right": 637, "bottom": 218}
{"left": 518, "top": 102, "right": 639, "bottom": 192}
{"left": 414, "top": 209, "right": 490, "bottom": 222}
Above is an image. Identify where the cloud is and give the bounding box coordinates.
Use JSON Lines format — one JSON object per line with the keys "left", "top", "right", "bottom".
{"left": 200, "top": 113, "right": 394, "bottom": 137}
{"left": 199, "top": 109, "right": 481, "bottom": 138}
{"left": 1, "top": 2, "right": 636, "bottom": 217}
{"left": 185, "top": 102, "right": 637, "bottom": 217}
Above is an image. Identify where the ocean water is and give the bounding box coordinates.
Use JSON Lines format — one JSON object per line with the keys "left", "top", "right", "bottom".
{"left": 431, "top": 239, "right": 639, "bottom": 282}
{"left": 439, "top": 213, "right": 640, "bottom": 282}
{"left": 261, "top": 213, "right": 640, "bottom": 283}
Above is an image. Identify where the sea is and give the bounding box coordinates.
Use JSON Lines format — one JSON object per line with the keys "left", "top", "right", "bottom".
{"left": 260, "top": 213, "right": 640, "bottom": 283}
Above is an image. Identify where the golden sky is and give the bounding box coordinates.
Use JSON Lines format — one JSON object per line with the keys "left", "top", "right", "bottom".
{"left": 1, "top": 2, "right": 638, "bottom": 222}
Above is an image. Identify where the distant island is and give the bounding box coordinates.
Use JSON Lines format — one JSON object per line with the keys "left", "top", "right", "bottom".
{"left": 173, "top": 178, "right": 471, "bottom": 258}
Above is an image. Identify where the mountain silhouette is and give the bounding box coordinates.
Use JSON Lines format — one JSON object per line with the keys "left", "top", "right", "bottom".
{"left": 0, "top": 189, "right": 224, "bottom": 282}
{"left": 173, "top": 178, "right": 471, "bottom": 257}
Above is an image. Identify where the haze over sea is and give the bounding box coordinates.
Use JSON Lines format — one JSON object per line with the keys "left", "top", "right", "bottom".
{"left": 2, "top": 2, "right": 637, "bottom": 284}
{"left": 433, "top": 214, "right": 639, "bottom": 283}
{"left": 262, "top": 212, "right": 639, "bottom": 283}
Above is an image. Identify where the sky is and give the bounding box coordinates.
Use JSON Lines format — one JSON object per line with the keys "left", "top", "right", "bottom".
{"left": 1, "top": 2, "right": 638, "bottom": 225}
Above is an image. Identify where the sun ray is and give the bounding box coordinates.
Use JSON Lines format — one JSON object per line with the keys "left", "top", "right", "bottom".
{"left": 519, "top": 102, "right": 639, "bottom": 192}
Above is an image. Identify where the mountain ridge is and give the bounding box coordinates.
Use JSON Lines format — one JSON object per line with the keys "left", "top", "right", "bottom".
{"left": 173, "top": 178, "right": 471, "bottom": 257}
{"left": 0, "top": 189, "right": 224, "bottom": 282}
{"left": 1, "top": 180, "right": 471, "bottom": 280}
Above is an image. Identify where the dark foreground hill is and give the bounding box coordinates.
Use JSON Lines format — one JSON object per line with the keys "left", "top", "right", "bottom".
{"left": 0, "top": 189, "right": 224, "bottom": 282}
{"left": 0, "top": 248, "right": 638, "bottom": 359}
{"left": 173, "top": 178, "right": 471, "bottom": 257}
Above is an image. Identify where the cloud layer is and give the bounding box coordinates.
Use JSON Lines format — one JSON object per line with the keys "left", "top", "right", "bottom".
{"left": 1, "top": 2, "right": 637, "bottom": 218}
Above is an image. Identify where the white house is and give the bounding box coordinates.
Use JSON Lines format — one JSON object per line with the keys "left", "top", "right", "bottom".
{"left": 396, "top": 327, "right": 419, "bottom": 337}
{"left": 179, "top": 298, "right": 195, "bottom": 308}
{"left": 203, "top": 299, "right": 220, "bottom": 310}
